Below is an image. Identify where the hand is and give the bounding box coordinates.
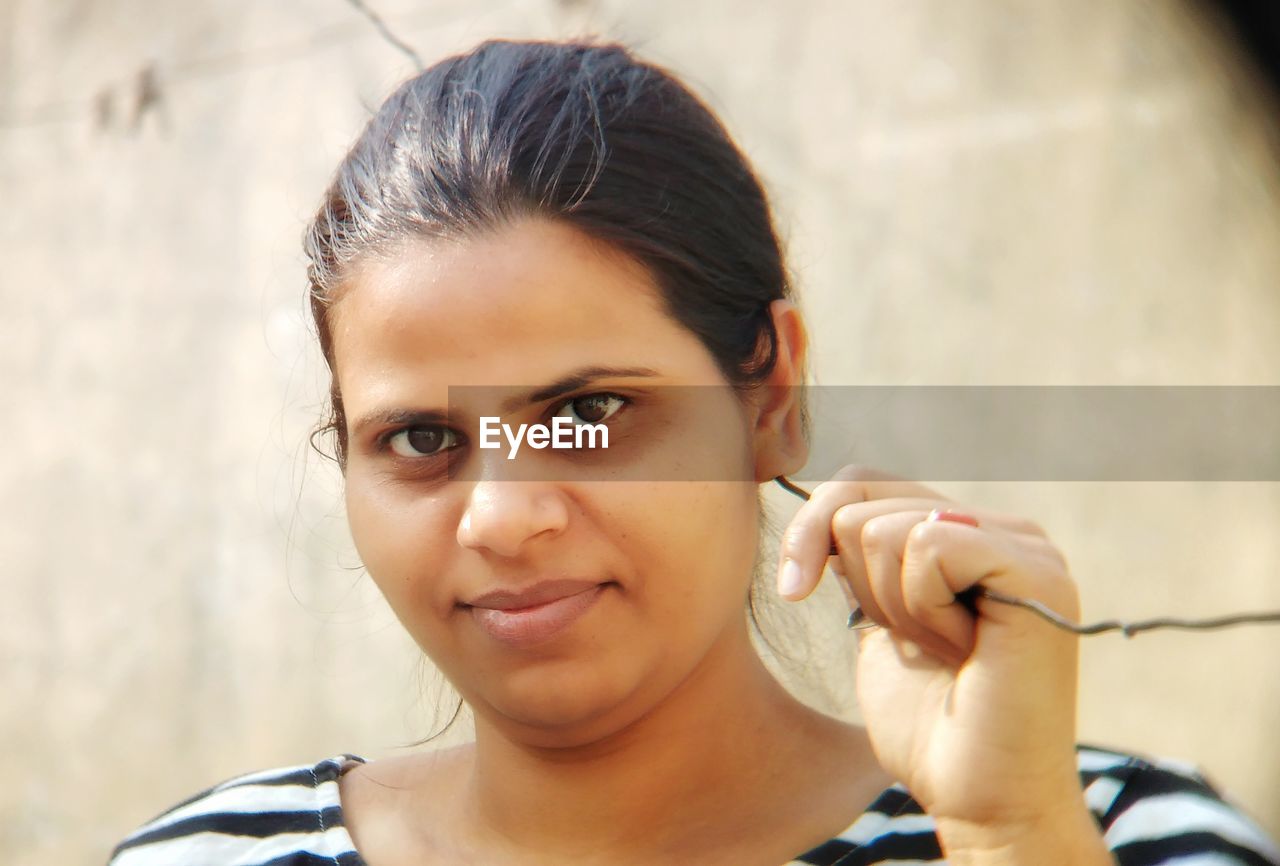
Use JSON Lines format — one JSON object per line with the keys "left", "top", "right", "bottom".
{"left": 776, "top": 464, "right": 1089, "bottom": 833}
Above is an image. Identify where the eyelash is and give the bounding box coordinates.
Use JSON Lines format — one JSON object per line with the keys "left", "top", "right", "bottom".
{"left": 376, "top": 392, "right": 632, "bottom": 460}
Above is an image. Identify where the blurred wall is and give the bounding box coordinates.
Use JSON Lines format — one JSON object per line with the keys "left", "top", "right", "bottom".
{"left": 2, "top": 1, "right": 1278, "bottom": 863}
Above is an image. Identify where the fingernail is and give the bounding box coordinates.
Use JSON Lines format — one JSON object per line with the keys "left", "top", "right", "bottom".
{"left": 778, "top": 559, "right": 805, "bottom": 598}
{"left": 927, "top": 508, "right": 980, "bottom": 527}
{"left": 846, "top": 608, "right": 865, "bottom": 629}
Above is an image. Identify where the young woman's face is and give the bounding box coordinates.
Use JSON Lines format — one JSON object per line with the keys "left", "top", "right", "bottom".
{"left": 332, "top": 218, "right": 776, "bottom": 745}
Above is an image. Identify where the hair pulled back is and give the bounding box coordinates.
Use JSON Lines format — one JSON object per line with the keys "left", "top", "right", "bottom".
{"left": 303, "top": 38, "right": 803, "bottom": 468}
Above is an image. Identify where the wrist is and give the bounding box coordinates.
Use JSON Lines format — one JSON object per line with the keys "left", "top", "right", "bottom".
{"left": 934, "top": 804, "right": 1115, "bottom": 866}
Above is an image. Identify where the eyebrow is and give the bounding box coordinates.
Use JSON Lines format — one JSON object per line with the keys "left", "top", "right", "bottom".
{"left": 497, "top": 366, "right": 661, "bottom": 413}
{"left": 350, "top": 365, "right": 662, "bottom": 437}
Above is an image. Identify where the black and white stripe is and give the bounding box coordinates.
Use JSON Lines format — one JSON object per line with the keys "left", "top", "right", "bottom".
{"left": 109, "top": 756, "right": 365, "bottom": 866}
{"left": 791, "top": 745, "right": 1280, "bottom": 865}
{"left": 109, "top": 746, "right": 1280, "bottom": 865}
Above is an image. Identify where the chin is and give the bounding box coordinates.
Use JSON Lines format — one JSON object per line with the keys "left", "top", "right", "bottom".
{"left": 476, "top": 668, "right": 650, "bottom": 747}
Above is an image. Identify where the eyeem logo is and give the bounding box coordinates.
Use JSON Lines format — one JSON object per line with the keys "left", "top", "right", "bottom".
{"left": 479, "top": 416, "right": 609, "bottom": 459}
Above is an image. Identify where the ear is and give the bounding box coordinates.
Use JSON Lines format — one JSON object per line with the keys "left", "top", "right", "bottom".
{"left": 750, "top": 299, "right": 810, "bottom": 482}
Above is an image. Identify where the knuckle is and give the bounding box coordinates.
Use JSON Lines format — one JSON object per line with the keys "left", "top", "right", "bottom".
{"left": 1044, "top": 544, "right": 1069, "bottom": 574}
{"left": 1011, "top": 515, "right": 1047, "bottom": 537}
{"left": 840, "top": 462, "right": 903, "bottom": 483}
{"left": 814, "top": 478, "right": 869, "bottom": 508}
{"left": 906, "top": 517, "right": 938, "bottom": 544}
{"left": 833, "top": 463, "right": 874, "bottom": 482}
{"left": 831, "top": 503, "right": 862, "bottom": 538}
{"left": 859, "top": 514, "right": 894, "bottom": 550}
{"left": 911, "top": 539, "right": 944, "bottom": 569}
{"left": 972, "top": 508, "right": 1042, "bottom": 537}
{"left": 1026, "top": 535, "right": 1068, "bottom": 573}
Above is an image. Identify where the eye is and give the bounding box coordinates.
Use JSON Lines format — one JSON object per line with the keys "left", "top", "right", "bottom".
{"left": 551, "top": 393, "right": 628, "bottom": 426}
{"left": 387, "top": 425, "right": 459, "bottom": 458}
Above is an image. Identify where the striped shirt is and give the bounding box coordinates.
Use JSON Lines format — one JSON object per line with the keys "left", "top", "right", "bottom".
{"left": 108, "top": 744, "right": 1280, "bottom": 865}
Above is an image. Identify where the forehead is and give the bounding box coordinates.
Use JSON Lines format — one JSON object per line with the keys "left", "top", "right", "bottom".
{"left": 328, "top": 218, "right": 719, "bottom": 405}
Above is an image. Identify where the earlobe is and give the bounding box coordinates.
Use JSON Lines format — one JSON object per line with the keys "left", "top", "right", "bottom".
{"left": 751, "top": 299, "right": 810, "bottom": 482}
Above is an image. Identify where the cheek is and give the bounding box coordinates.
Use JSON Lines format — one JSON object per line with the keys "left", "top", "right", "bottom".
{"left": 613, "top": 482, "right": 761, "bottom": 602}
{"left": 344, "top": 474, "right": 455, "bottom": 614}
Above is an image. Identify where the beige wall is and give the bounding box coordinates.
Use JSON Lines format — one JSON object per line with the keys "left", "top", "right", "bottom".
{"left": 3, "top": 1, "right": 1278, "bottom": 863}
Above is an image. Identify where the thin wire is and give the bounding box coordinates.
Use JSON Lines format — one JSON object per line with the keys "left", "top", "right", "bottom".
{"left": 343, "top": 0, "right": 424, "bottom": 70}
{"left": 775, "top": 475, "right": 840, "bottom": 556}
{"left": 1, "top": 2, "right": 470, "bottom": 130}
{"left": 774, "top": 475, "right": 1280, "bottom": 638}
{"left": 970, "top": 586, "right": 1280, "bottom": 637}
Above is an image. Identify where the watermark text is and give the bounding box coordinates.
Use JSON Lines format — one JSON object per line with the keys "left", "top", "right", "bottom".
{"left": 478, "top": 415, "right": 609, "bottom": 459}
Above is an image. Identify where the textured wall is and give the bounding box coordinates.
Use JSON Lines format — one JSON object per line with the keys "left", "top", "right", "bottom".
{"left": 3, "top": 1, "right": 1278, "bottom": 863}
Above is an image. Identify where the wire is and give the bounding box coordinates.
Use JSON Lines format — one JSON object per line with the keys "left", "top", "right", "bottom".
{"left": 343, "top": 0, "right": 424, "bottom": 70}
{"left": 967, "top": 586, "right": 1280, "bottom": 637}
{"left": 774, "top": 475, "right": 1280, "bottom": 638}
{"left": 0, "top": 1, "right": 457, "bottom": 131}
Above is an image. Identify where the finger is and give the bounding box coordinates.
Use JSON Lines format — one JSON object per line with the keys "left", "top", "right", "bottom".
{"left": 862, "top": 511, "right": 970, "bottom": 665}
{"left": 897, "top": 514, "right": 1079, "bottom": 658}
{"left": 827, "top": 556, "right": 874, "bottom": 628}
{"left": 826, "top": 555, "right": 860, "bottom": 613}
{"left": 783, "top": 495, "right": 942, "bottom": 603}
{"left": 777, "top": 464, "right": 951, "bottom": 601}
{"left": 824, "top": 495, "right": 1017, "bottom": 616}
{"left": 820, "top": 496, "right": 1042, "bottom": 604}
{"left": 829, "top": 504, "right": 894, "bottom": 629}
{"left": 900, "top": 518, "right": 991, "bottom": 658}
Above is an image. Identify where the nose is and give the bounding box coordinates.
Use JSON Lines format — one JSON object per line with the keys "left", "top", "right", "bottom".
{"left": 457, "top": 478, "right": 570, "bottom": 558}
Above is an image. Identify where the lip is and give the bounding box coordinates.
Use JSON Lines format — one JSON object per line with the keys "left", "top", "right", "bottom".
{"left": 465, "top": 578, "right": 606, "bottom": 610}
{"left": 465, "top": 582, "right": 610, "bottom": 648}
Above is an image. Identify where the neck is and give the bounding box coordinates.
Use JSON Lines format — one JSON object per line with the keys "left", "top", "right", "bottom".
{"left": 451, "top": 619, "right": 843, "bottom": 861}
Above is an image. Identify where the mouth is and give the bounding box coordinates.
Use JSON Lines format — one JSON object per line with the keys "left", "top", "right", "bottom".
{"left": 464, "top": 582, "right": 614, "bottom": 648}
{"left": 463, "top": 578, "right": 610, "bottom": 611}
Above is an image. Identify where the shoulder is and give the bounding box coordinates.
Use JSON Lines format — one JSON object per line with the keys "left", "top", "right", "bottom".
{"left": 1074, "top": 743, "right": 1280, "bottom": 865}
{"left": 806, "top": 745, "right": 1279, "bottom": 866}
{"left": 107, "top": 754, "right": 367, "bottom": 866}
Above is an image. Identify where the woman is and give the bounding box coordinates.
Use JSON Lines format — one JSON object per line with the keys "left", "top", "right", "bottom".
{"left": 108, "top": 39, "right": 1279, "bottom": 865}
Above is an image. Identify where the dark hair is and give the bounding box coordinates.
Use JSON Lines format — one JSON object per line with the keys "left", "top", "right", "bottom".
{"left": 302, "top": 38, "right": 825, "bottom": 739}
{"left": 304, "top": 37, "right": 807, "bottom": 467}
